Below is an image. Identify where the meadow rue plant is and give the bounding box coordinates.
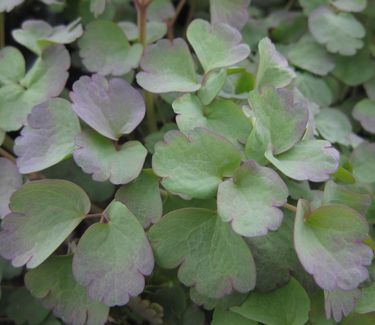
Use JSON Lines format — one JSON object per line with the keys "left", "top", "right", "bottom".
{"left": 0, "top": 0, "right": 375, "bottom": 324}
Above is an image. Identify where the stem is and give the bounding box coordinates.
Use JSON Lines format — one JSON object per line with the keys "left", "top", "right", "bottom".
{"left": 167, "top": 0, "right": 186, "bottom": 41}
{"left": 0, "top": 147, "right": 16, "bottom": 163}
{"left": 145, "top": 91, "right": 157, "bottom": 132}
{"left": 186, "top": 0, "right": 196, "bottom": 25}
{"left": 283, "top": 203, "right": 297, "bottom": 213}
{"left": 0, "top": 13, "right": 4, "bottom": 49}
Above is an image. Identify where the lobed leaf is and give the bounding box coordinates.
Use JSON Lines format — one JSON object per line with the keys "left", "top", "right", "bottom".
{"left": 353, "top": 98, "right": 375, "bottom": 134}
{"left": 209, "top": 0, "right": 250, "bottom": 31}
{"left": 350, "top": 142, "right": 375, "bottom": 184}
{"left": 324, "top": 288, "right": 361, "bottom": 322}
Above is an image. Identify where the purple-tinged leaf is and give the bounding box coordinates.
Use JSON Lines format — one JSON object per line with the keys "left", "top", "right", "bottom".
{"left": 14, "top": 98, "right": 80, "bottom": 174}
{"left": 148, "top": 208, "right": 256, "bottom": 298}
{"left": 0, "top": 180, "right": 90, "bottom": 268}
{"left": 0, "top": 158, "right": 22, "bottom": 218}
{"left": 217, "top": 160, "right": 288, "bottom": 237}
{"left": 148, "top": 0, "right": 175, "bottom": 22}
{"left": 70, "top": 74, "right": 145, "bottom": 140}
{"left": 73, "top": 201, "right": 154, "bottom": 306}
{"left": 325, "top": 288, "right": 361, "bottom": 322}
{"left": 187, "top": 19, "right": 250, "bottom": 73}
{"left": 210, "top": 0, "right": 250, "bottom": 31}
{"left": 353, "top": 99, "right": 375, "bottom": 134}
{"left": 294, "top": 199, "right": 373, "bottom": 291}
{"left": 136, "top": 38, "right": 201, "bottom": 93}
{"left": 266, "top": 140, "right": 339, "bottom": 182}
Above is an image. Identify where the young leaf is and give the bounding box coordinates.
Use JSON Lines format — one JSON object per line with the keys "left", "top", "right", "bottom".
{"left": 217, "top": 160, "right": 288, "bottom": 237}
{"left": 212, "top": 308, "right": 256, "bottom": 325}
{"left": 197, "top": 69, "right": 227, "bottom": 105}
{"left": 324, "top": 288, "right": 361, "bottom": 322}
{"left": 231, "top": 278, "right": 310, "bottom": 325}
{"left": 350, "top": 142, "right": 375, "bottom": 184}
{"left": 12, "top": 19, "right": 82, "bottom": 55}
{"left": 73, "top": 201, "right": 154, "bottom": 306}
{"left": 308, "top": 6, "right": 365, "bottom": 55}
{"left": 173, "top": 94, "right": 252, "bottom": 144}
{"left": 187, "top": 19, "right": 250, "bottom": 73}
{"left": 353, "top": 98, "right": 375, "bottom": 134}
{"left": 255, "top": 37, "right": 296, "bottom": 90}
{"left": 148, "top": 208, "right": 256, "bottom": 298}
{"left": 25, "top": 255, "right": 109, "bottom": 325}
{"left": 265, "top": 140, "right": 339, "bottom": 182}
{"left": 78, "top": 20, "right": 142, "bottom": 76}
{"left": 70, "top": 74, "right": 145, "bottom": 140}
{"left": 0, "top": 45, "right": 70, "bottom": 131}
{"left": 14, "top": 98, "right": 81, "bottom": 174}
{"left": 0, "top": 179, "right": 90, "bottom": 268}
{"left": 73, "top": 130, "right": 147, "bottom": 185}
{"left": 0, "top": 158, "right": 22, "bottom": 218}
{"left": 115, "top": 170, "right": 162, "bottom": 228}
{"left": 136, "top": 38, "right": 201, "bottom": 93}
{"left": 294, "top": 200, "right": 373, "bottom": 291}
{"left": 248, "top": 87, "right": 309, "bottom": 154}
{"left": 152, "top": 128, "right": 242, "bottom": 199}
{"left": 209, "top": 0, "right": 250, "bottom": 31}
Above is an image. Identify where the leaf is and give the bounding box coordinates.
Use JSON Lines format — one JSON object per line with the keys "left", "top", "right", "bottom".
{"left": 0, "top": 45, "right": 70, "bottom": 131}
{"left": 197, "top": 69, "right": 227, "bottom": 105}
{"left": 209, "top": 0, "right": 250, "bottom": 31}
{"left": 341, "top": 313, "right": 375, "bottom": 325}
{"left": 152, "top": 128, "right": 242, "bottom": 199}
{"left": 364, "top": 76, "right": 375, "bottom": 101}
{"left": 173, "top": 94, "right": 252, "bottom": 144}
{"left": 212, "top": 309, "right": 257, "bottom": 325}
{"left": 115, "top": 170, "right": 162, "bottom": 228}
{"left": 356, "top": 283, "right": 375, "bottom": 313}
{"left": 294, "top": 199, "right": 373, "bottom": 291}
{"left": 324, "top": 288, "right": 361, "bottom": 322}
{"left": 78, "top": 20, "right": 142, "bottom": 76}
{"left": 119, "top": 21, "right": 167, "bottom": 44}
{"left": 12, "top": 19, "right": 83, "bottom": 55}
{"left": 248, "top": 87, "right": 309, "bottom": 154}
{"left": 255, "top": 37, "right": 296, "bottom": 90}
{"left": 187, "top": 19, "right": 250, "bottom": 73}
{"left": 148, "top": 208, "right": 256, "bottom": 298}
{"left": 90, "top": 0, "right": 110, "bottom": 17}
{"left": 0, "top": 179, "right": 90, "bottom": 268}
{"left": 315, "top": 108, "right": 352, "bottom": 145}
{"left": 308, "top": 6, "right": 365, "bottom": 55}
{"left": 25, "top": 255, "right": 109, "bottom": 325}
{"left": 73, "top": 130, "right": 147, "bottom": 185}
{"left": 332, "top": 0, "right": 367, "bottom": 12}
{"left": 0, "top": 0, "right": 24, "bottom": 12}
{"left": 148, "top": 0, "right": 175, "bottom": 22}
{"left": 265, "top": 140, "right": 339, "bottom": 182}
{"left": 350, "top": 142, "right": 375, "bottom": 184}
{"left": 217, "top": 160, "right": 288, "bottom": 237}
{"left": 136, "top": 38, "right": 201, "bottom": 93}
{"left": 353, "top": 98, "right": 375, "bottom": 134}
{"left": 128, "top": 297, "right": 164, "bottom": 325}
{"left": 14, "top": 98, "right": 80, "bottom": 174}
{"left": 231, "top": 278, "right": 310, "bottom": 325}
{"left": 73, "top": 201, "right": 153, "bottom": 306}
{"left": 0, "top": 46, "right": 25, "bottom": 84}
{"left": 5, "top": 287, "right": 50, "bottom": 325}
{"left": 70, "top": 74, "right": 145, "bottom": 140}
{"left": 287, "top": 35, "right": 335, "bottom": 76}
{"left": 0, "top": 158, "right": 22, "bottom": 218}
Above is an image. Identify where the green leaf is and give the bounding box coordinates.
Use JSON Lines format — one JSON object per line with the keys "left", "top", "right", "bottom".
{"left": 217, "top": 160, "right": 288, "bottom": 237}
{"left": 73, "top": 130, "right": 147, "bottom": 185}
{"left": 350, "top": 142, "right": 375, "bottom": 184}
{"left": 294, "top": 199, "right": 373, "bottom": 291}
{"left": 173, "top": 94, "right": 252, "bottom": 144}
{"left": 248, "top": 87, "right": 309, "bottom": 154}
{"left": 119, "top": 21, "right": 167, "bottom": 44}
{"left": 287, "top": 35, "right": 335, "bottom": 76}
{"left": 356, "top": 283, "right": 375, "bottom": 313}
{"left": 255, "top": 37, "right": 296, "bottom": 90}
{"left": 73, "top": 201, "right": 154, "bottom": 306}
{"left": 295, "top": 73, "right": 333, "bottom": 107}
{"left": 209, "top": 0, "right": 250, "bottom": 31}
{"left": 152, "top": 128, "right": 242, "bottom": 199}
{"left": 212, "top": 309, "right": 256, "bottom": 325}
{"left": 78, "top": 20, "right": 142, "bottom": 76}
{"left": 0, "top": 45, "right": 70, "bottom": 131}
{"left": 315, "top": 108, "right": 352, "bottom": 145}
{"left": 341, "top": 313, "right": 375, "bottom": 325}
{"left": 187, "top": 19, "right": 250, "bottom": 73}
{"left": 115, "top": 170, "right": 162, "bottom": 228}
{"left": 231, "top": 278, "right": 310, "bottom": 325}
{"left": 90, "top": 0, "right": 109, "bottom": 17}
{"left": 0, "top": 0, "right": 24, "bottom": 12}
{"left": 332, "top": 0, "right": 367, "bottom": 12}
{"left": 14, "top": 98, "right": 80, "bottom": 174}
{"left": 12, "top": 19, "right": 82, "bottom": 55}
{"left": 148, "top": 208, "right": 256, "bottom": 298}
{"left": 265, "top": 140, "right": 339, "bottom": 182}
{"left": 25, "top": 255, "right": 109, "bottom": 325}
{"left": 364, "top": 76, "right": 375, "bottom": 101}
{"left": 0, "top": 47, "right": 25, "bottom": 84}
{"left": 353, "top": 98, "right": 375, "bottom": 134}
{"left": 308, "top": 6, "right": 365, "bottom": 55}
{"left": 148, "top": 0, "right": 175, "bottom": 22}
{"left": 0, "top": 179, "right": 90, "bottom": 268}
{"left": 197, "top": 69, "right": 227, "bottom": 105}
{"left": 0, "top": 158, "right": 22, "bottom": 218}
{"left": 324, "top": 288, "right": 361, "bottom": 322}
{"left": 5, "top": 287, "right": 50, "bottom": 325}
{"left": 136, "top": 38, "right": 201, "bottom": 93}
